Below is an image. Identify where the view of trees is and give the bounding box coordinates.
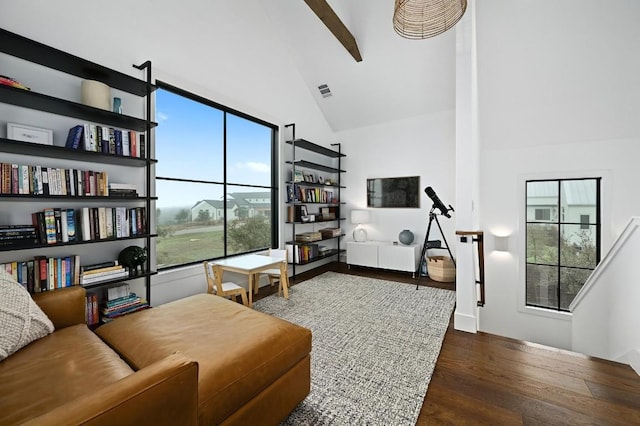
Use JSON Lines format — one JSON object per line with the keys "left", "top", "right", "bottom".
{"left": 155, "top": 207, "right": 270, "bottom": 268}
{"left": 526, "top": 223, "right": 597, "bottom": 310}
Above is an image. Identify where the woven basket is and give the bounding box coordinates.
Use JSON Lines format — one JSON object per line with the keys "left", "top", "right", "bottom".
{"left": 427, "top": 256, "right": 455, "bottom": 282}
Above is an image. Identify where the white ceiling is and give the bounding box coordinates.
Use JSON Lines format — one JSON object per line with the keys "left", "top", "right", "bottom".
{"left": 262, "top": 0, "right": 457, "bottom": 132}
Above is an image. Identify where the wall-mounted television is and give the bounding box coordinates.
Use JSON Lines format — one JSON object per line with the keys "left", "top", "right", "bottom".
{"left": 366, "top": 176, "right": 420, "bottom": 208}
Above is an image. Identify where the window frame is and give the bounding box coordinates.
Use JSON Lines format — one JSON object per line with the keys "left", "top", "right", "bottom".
{"left": 524, "top": 177, "right": 601, "bottom": 312}
{"left": 154, "top": 80, "right": 279, "bottom": 271}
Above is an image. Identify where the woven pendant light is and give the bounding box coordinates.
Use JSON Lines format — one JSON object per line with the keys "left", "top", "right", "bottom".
{"left": 393, "top": 0, "right": 467, "bottom": 39}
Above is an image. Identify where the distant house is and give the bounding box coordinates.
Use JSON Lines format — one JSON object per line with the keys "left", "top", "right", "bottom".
{"left": 191, "top": 192, "right": 270, "bottom": 222}
{"left": 191, "top": 200, "right": 238, "bottom": 222}
{"left": 228, "top": 192, "right": 271, "bottom": 219}
{"left": 527, "top": 180, "right": 597, "bottom": 245}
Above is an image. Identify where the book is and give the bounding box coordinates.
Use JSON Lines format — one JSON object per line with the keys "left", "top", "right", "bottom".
{"left": 101, "top": 127, "right": 110, "bottom": 154}
{"left": 114, "top": 129, "right": 123, "bottom": 155}
{"left": 66, "top": 209, "right": 76, "bottom": 242}
{"left": 64, "top": 125, "right": 84, "bottom": 149}
{"left": 87, "top": 124, "right": 97, "bottom": 151}
{"left": 43, "top": 208, "right": 57, "bottom": 244}
{"left": 80, "top": 207, "right": 91, "bottom": 241}
{"left": 60, "top": 210, "right": 69, "bottom": 243}
{"left": 122, "top": 130, "right": 130, "bottom": 156}
{"left": 106, "top": 284, "right": 131, "bottom": 301}
{"left": 80, "top": 269, "right": 128, "bottom": 285}
{"left": 1, "top": 163, "right": 11, "bottom": 194}
{"left": 82, "top": 265, "right": 124, "bottom": 276}
{"left": 129, "top": 131, "right": 137, "bottom": 157}
{"left": 108, "top": 128, "right": 116, "bottom": 154}
{"left": 139, "top": 134, "right": 145, "bottom": 158}
{"left": 98, "top": 207, "right": 107, "bottom": 239}
{"left": 81, "top": 260, "right": 118, "bottom": 273}
{"left": 41, "top": 168, "right": 49, "bottom": 195}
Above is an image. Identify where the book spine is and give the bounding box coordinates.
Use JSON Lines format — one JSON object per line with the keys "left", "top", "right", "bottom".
{"left": 37, "top": 256, "right": 48, "bottom": 292}
{"left": 67, "top": 209, "right": 76, "bottom": 242}
{"left": 1, "top": 163, "right": 11, "bottom": 194}
{"left": 114, "top": 129, "right": 123, "bottom": 155}
{"left": 122, "top": 130, "right": 130, "bottom": 156}
{"left": 129, "top": 131, "right": 137, "bottom": 157}
{"left": 81, "top": 207, "right": 91, "bottom": 241}
{"left": 44, "top": 208, "right": 57, "bottom": 244}
{"left": 60, "top": 209, "right": 69, "bottom": 243}
{"left": 41, "top": 168, "right": 49, "bottom": 195}
{"left": 88, "top": 124, "right": 97, "bottom": 151}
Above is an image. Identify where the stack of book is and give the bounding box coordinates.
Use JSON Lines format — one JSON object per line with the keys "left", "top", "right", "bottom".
{"left": 108, "top": 183, "right": 138, "bottom": 197}
{"left": 0, "top": 225, "right": 39, "bottom": 249}
{"left": 295, "top": 231, "right": 322, "bottom": 242}
{"left": 80, "top": 261, "right": 129, "bottom": 286}
{"left": 101, "top": 284, "right": 149, "bottom": 323}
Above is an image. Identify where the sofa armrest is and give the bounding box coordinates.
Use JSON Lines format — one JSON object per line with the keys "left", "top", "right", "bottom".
{"left": 32, "top": 286, "right": 86, "bottom": 329}
{"left": 22, "top": 353, "right": 199, "bottom": 426}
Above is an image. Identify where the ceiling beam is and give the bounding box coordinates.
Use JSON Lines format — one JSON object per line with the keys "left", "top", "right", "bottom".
{"left": 303, "top": 0, "right": 363, "bottom": 62}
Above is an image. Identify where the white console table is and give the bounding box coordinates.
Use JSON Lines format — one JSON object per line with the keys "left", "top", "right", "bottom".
{"left": 347, "top": 241, "right": 421, "bottom": 277}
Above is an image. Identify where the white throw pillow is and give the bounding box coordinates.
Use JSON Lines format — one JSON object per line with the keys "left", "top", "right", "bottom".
{"left": 0, "top": 269, "right": 54, "bottom": 361}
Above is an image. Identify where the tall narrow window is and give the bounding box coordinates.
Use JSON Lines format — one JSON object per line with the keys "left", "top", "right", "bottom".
{"left": 155, "top": 83, "right": 277, "bottom": 270}
{"left": 525, "top": 178, "right": 600, "bottom": 311}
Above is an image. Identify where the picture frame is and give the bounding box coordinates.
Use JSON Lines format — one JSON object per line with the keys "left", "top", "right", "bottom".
{"left": 7, "top": 123, "right": 54, "bottom": 146}
{"left": 293, "top": 169, "right": 304, "bottom": 182}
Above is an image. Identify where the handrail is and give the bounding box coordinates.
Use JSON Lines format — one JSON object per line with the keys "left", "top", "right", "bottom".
{"left": 456, "top": 230, "right": 485, "bottom": 306}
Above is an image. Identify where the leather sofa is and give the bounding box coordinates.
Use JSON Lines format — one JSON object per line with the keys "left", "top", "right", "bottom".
{"left": 0, "top": 286, "right": 311, "bottom": 425}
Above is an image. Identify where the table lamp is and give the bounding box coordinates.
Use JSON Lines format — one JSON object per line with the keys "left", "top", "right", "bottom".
{"left": 351, "top": 210, "right": 370, "bottom": 242}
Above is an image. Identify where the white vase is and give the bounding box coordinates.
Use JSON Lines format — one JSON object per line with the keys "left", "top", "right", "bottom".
{"left": 81, "top": 79, "right": 111, "bottom": 110}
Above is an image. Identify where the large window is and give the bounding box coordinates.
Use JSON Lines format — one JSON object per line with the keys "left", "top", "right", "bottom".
{"left": 525, "top": 178, "right": 601, "bottom": 311}
{"left": 155, "top": 82, "right": 277, "bottom": 270}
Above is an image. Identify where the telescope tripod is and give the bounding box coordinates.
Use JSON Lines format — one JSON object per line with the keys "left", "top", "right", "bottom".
{"left": 416, "top": 206, "right": 456, "bottom": 290}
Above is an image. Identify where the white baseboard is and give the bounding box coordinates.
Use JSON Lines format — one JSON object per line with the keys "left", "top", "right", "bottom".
{"left": 454, "top": 311, "right": 477, "bottom": 333}
{"left": 618, "top": 348, "right": 640, "bottom": 376}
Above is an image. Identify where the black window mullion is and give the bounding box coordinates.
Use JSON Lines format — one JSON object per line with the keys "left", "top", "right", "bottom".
{"left": 556, "top": 180, "right": 562, "bottom": 311}
{"left": 223, "top": 111, "right": 228, "bottom": 257}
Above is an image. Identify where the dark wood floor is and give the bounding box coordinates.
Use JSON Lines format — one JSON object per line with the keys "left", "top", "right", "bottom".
{"left": 255, "top": 262, "right": 640, "bottom": 425}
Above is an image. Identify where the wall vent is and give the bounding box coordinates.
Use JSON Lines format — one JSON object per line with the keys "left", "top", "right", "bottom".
{"left": 318, "top": 84, "right": 332, "bottom": 98}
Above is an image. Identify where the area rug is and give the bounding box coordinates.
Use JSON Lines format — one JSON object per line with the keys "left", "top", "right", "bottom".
{"left": 253, "top": 271, "right": 456, "bottom": 425}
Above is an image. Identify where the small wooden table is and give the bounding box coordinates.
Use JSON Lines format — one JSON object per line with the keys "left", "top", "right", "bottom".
{"left": 211, "top": 254, "right": 289, "bottom": 307}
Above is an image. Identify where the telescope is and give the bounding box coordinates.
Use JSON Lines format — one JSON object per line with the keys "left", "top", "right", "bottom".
{"left": 416, "top": 186, "right": 456, "bottom": 286}
{"left": 424, "top": 186, "right": 453, "bottom": 218}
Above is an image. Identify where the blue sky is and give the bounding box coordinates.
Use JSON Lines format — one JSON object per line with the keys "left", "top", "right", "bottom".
{"left": 155, "top": 88, "right": 273, "bottom": 209}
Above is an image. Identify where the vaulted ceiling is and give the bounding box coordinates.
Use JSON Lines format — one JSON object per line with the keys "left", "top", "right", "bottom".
{"left": 263, "top": 0, "right": 457, "bottom": 132}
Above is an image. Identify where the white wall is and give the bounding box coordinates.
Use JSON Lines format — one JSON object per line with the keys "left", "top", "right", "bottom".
{"left": 0, "top": 0, "right": 337, "bottom": 303}
{"left": 571, "top": 218, "right": 640, "bottom": 372}
{"left": 336, "top": 111, "right": 456, "bottom": 252}
{"left": 475, "top": 1, "right": 640, "bottom": 349}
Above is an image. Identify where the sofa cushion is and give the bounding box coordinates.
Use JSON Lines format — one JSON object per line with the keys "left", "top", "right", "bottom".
{"left": 0, "top": 324, "right": 134, "bottom": 425}
{"left": 96, "top": 294, "right": 312, "bottom": 425}
{"left": 0, "top": 270, "right": 54, "bottom": 361}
